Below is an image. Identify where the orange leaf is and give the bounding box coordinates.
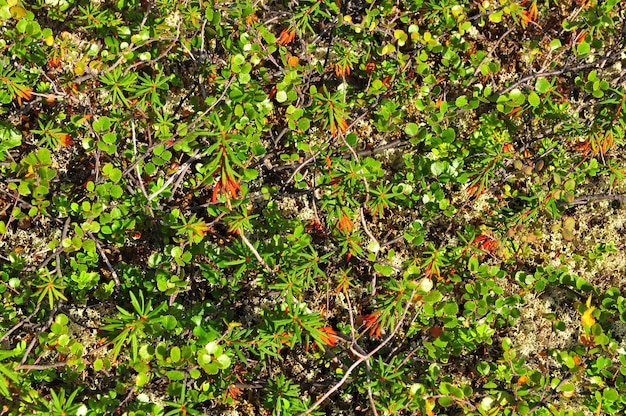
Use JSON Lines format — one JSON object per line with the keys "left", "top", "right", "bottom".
{"left": 502, "top": 143, "right": 515, "bottom": 153}
{"left": 572, "top": 30, "right": 588, "bottom": 45}
{"left": 334, "top": 63, "right": 351, "bottom": 77}
{"left": 426, "top": 398, "right": 436, "bottom": 416}
{"left": 472, "top": 234, "right": 498, "bottom": 257}
{"left": 337, "top": 213, "right": 353, "bottom": 233}
{"left": 337, "top": 117, "right": 348, "bottom": 134}
{"left": 506, "top": 106, "right": 523, "bottom": 118}
{"left": 466, "top": 181, "right": 485, "bottom": 198}
{"left": 330, "top": 116, "right": 349, "bottom": 136}
{"left": 211, "top": 181, "right": 222, "bottom": 203}
{"left": 189, "top": 221, "right": 210, "bottom": 239}
{"left": 580, "top": 333, "right": 595, "bottom": 347}
{"left": 430, "top": 326, "right": 443, "bottom": 339}
{"left": 521, "top": 1, "right": 538, "bottom": 26}
{"left": 224, "top": 384, "right": 243, "bottom": 401}
{"left": 318, "top": 326, "right": 338, "bottom": 347}
{"left": 287, "top": 55, "right": 299, "bottom": 67}
{"left": 15, "top": 86, "right": 33, "bottom": 106}
{"left": 245, "top": 14, "right": 258, "bottom": 26}
{"left": 60, "top": 134, "right": 73, "bottom": 147}
{"left": 362, "top": 312, "right": 382, "bottom": 339}
{"left": 277, "top": 28, "right": 296, "bottom": 45}
{"left": 16, "top": 87, "right": 33, "bottom": 101}
{"left": 227, "top": 176, "right": 242, "bottom": 199}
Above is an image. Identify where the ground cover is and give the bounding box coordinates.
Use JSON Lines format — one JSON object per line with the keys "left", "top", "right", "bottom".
{"left": 1, "top": 0, "right": 626, "bottom": 414}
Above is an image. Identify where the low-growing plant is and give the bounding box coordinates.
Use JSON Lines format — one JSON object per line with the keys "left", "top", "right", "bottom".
{"left": 1, "top": 0, "right": 626, "bottom": 414}
{"left": 101, "top": 291, "right": 168, "bottom": 361}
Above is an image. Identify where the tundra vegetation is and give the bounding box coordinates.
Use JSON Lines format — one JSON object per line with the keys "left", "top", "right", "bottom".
{"left": 1, "top": 0, "right": 626, "bottom": 415}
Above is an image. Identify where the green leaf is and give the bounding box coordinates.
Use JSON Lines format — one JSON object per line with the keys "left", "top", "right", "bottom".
{"left": 455, "top": 95, "right": 468, "bottom": 107}
{"left": 216, "top": 354, "right": 231, "bottom": 369}
{"left": 479, "top": 397, "right": 495, "bottom": 412}
{"left": 297, "top": 118, "right": 310, "bottom": 131}
{"left": 166, "top": 370, "right": 185, "bottom": 381}
{"left": 161, "top": 315, "right": 177, "bottom": 330}
{"left": 468, "top": 256, "right": 479, "bottom": 272}
{"left": 0, "top": 122, "right": 22, "bottom": 160}
{"left": 0, "top": 5, "right": 12, "bottom": 19}
{"left": 438, "top": 396, "right": 454, "bottom": 407}
{"left": 102, "top": 132, "right": 117, "bottom": 144}
{"left": 441, "top": 128, "right": 455, "bottom": 142}
{"left": 603, "top": 387, "right": 619, "bottom": 401}
{"left": 535, "top": 78, "right": 551, "bottom": 94}
{"left": 276, "top": 90, "right": 288, "bottom": 103}
{"left": 144, "top": 162, "right": 156, "bottom": 175}
{"left": 449, "top": 384, "right": 465, "bottom": 399}
{"left": 404, "top": 122, "right": 419, "bottom": 136}
{"left": 136, "top": 371, "right": 149, "bottom": 387}
{"left": 170, "top": 346, "right": 181, "bottom": 362}
{"left": 509, "top": 88, "right": 525, "bottom": 106}
{"left": 156, "top": 275, "right": 168, "bottom": 292}
{"left": 394, "top": 29, "right": 408, "bottom": 46}
{"left": 110, "top": 185, "right": 123, "bottom": 198}
{"left": 133, "top": 361, "right": 150, "bottom": 373}
{"left": 243, "top": 168, "right": 258, "bottom": 180}
{"left": 488, "top": 10, "right": 502, "bottom": 23}
{"left": 170, "top": 246, "right": 183, "bottom": 258}
{"left": 430, "top": 161, "right": 448, "bottom": 177}
{"left": 557, "top": 383, "right": 575, "bottom": 392}
{"left": 205, "top": 341, "right": 220, "bottom": 355}
{"left": 233, "top": 54, "right": 245, "bottom": 66}
{"left": 576, "top": 41, "right": 590, "bottom": 56}
{"left": 528, "top": 91, "right": 540, "bottom": 107}
{"left": 109, "top": 168, "right": 122, "bottom": 182}
{"left": 423, "top": 290, "right": 443, "bottom": 303}
{"left": 442, "top": 302, "right": 458, "bottom": 316}
{"left": 374, "top": 263, "right": 393, "bottom": 276}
